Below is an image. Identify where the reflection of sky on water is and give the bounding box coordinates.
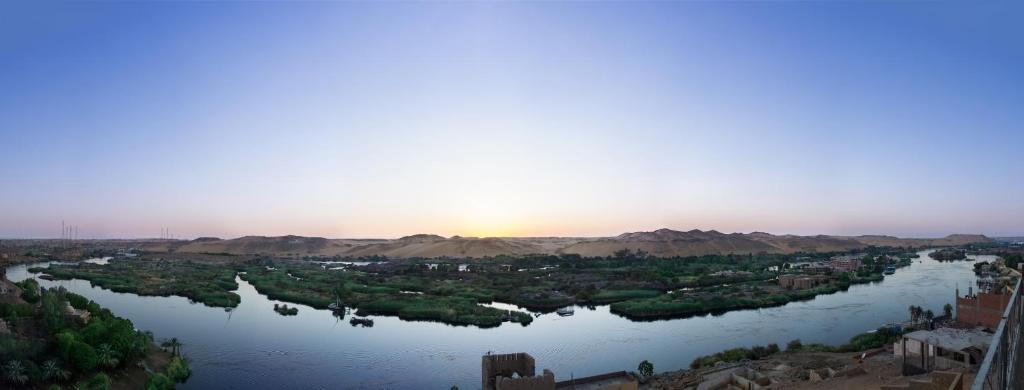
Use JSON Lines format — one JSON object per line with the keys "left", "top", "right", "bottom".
{"left": 7, "top": 250, "right": 984, "bottom": 389}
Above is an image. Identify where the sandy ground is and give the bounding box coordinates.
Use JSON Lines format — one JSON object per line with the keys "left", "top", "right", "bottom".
{"left": 642, "top": 349, "right": 973, "bottom": 390}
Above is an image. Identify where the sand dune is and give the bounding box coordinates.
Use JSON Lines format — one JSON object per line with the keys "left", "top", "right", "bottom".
{"left": 159, "top": 229, "right": 993, "bottom": 259}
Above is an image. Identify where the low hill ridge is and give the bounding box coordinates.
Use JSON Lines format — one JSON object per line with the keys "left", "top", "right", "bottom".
{"left": 150, "top": 229, "right": 992, "bottom": 259}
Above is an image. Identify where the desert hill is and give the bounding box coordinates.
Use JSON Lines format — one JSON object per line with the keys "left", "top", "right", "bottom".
{"left": 152, "top": 229, "right": 993, "bottom": 259}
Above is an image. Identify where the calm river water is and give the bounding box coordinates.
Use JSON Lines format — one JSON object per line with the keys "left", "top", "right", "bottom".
{"left": 7, "top": 250, "right": 987, "bottom": 389}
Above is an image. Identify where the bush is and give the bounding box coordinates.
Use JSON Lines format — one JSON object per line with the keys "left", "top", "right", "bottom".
{"left": 786, "top": 339, "right": 802, "bottom": 351}
{"left": 144, "top": 373, "right": 173, "bottom": 390}
{"left": 68, "top": 341, "right": 98, "bottom": 372}
{"left": 166, "top": 356, "right": 191, "bottom": 383}
{"left": 85, "top": 372, "right": 110, "bottom": 390}
{"left": 17, "top": 279, "right": 41, "bottom": 303}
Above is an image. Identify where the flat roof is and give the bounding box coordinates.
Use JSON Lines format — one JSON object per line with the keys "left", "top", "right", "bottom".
{"left": 555, "top": 371, "right": 635, "bottom": 390}
{"left": 903, "top": 328, "right": 993, "bottom": 352}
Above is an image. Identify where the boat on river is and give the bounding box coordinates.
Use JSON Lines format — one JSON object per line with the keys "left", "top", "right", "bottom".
{"left": 556, "top": 307, "right": 574, "bottom": 316}
{"left": 884, "top": 266, "right": 896, "bottom": 275}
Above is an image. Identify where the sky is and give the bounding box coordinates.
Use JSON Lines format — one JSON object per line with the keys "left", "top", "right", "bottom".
{"left": 1, "top": 2, "right": 1022, "bottom": 239}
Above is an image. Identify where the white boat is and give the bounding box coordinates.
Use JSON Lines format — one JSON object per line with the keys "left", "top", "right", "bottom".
{"left": 556, "top": 307, "right": 574, "bottom": 316}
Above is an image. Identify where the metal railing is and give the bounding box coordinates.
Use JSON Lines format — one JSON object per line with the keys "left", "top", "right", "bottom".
{"left": 972, "top": 278, "right": 1023, "bottom": 390}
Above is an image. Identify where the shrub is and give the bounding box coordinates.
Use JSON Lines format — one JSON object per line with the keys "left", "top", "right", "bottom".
{"left": 68, "top": 341, "right": 98, "bottom": 372}
{"left": 85, "top": 372, "right": 110, "bottom": 390}
{"left": 786, "top": 339, "right": 802, "bottom": 351}
{"left": 166, "top": 356, "right": 191, "bottom": 383}
{"left": 144, "top": 373, "right": 173, "bottom": 390}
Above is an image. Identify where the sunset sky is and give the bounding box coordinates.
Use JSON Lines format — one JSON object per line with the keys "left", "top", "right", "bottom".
{"left": 1, "top": 2, "right": 1022, "bottom": 239}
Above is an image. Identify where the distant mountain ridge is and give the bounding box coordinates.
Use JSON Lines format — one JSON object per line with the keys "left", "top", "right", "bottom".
{"left": 142, "top": 228, "right": 993, "bottom": 259}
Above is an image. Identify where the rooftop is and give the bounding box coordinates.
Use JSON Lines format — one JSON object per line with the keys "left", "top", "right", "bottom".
{"left": 554, "top": 371, "right": 635, "bottom": 390}
{"left": 903, "top": 327, "right": 993, "bottom": 352}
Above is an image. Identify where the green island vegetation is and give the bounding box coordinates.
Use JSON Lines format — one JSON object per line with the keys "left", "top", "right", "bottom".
{"left": 690, "top": 327, "right": 903, "bottom": 369}
{"left": 929, "top": 248, "right": 967, "bottom": 261}
{"left": 30, "top": 260, "right": 241, "bottom": 308}
{"left": 349, "top": 317, "right": 374, "bottom": 327}
{"left": 30, "top": 246, "right": 919, "bottom": 327}
{"left": 0, "top": 279, "right": 189, "bottom": 389}
{"left": 273, "top": 303, "right": 299, "bottom": 316}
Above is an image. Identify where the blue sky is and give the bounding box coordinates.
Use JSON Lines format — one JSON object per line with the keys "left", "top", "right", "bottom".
{"left": 1, "top": 2, "right": 1021, "bottom": 239}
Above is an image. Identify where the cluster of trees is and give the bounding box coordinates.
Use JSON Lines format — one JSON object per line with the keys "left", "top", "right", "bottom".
{"left": 908, "top": 305, "right": 935, "bottom": 325}
{"left": 1, "top": 286, "right": 189, "bottom": 389}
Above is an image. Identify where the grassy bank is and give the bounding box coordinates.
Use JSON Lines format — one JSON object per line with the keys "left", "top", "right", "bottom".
{"left": 609, "top": 274, "right": 883, "bottom": 320}
{"left": 690, "top": 327, "right": 902, "bottom": 368}
{"left": 31, "top": 260, "right": 241, "bottom": 308}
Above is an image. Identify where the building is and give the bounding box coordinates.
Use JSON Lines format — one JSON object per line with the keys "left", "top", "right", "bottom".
{"left": 482, "top": 353, "right": 637, "bottom": 390}
{"left": 828, "top": 255, "right": 864, "bottom": 273}
{"left": 786, "top": 261, "right": 833, "bottom": 274}
{"left": 955, "top": 286, "right": 1011, "bottom": 330}
{"left": 64, "top": 302, "right": 91, "bottom": 324}
{"left": 778, "top": 274, "right": 830, "bottom": 290}
{"left": 894, "top": 328, "right": 991, "bottom": 375}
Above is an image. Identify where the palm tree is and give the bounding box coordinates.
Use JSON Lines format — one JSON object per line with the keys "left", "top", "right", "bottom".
{"left": 4, "top": 360, "right": 27, "bottom": 386}
{"left": 924, "top": 310, "right": 935, "bottom": 323}
{"left": 943, "top": 303, "right": 953, "bottom": 318}
{"left": 638, "top": 360, "right": 654, "bottom": 377}
{"left": 162, "top": 337, "right": 183, "bottom": 356}
{"left": 41, "top": 359, "right": 70, "bottom": 382}
{"left": 96, "top": 343, "right": 120, "bottom": 368}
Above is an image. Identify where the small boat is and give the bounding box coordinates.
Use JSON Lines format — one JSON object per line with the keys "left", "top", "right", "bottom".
{"left": 884, "top": 266, "right": 896, "bottom": 275}
{"left": 328, "top": 296, "right": 345, "bottom": 312}
{"left": 556, "top": 307, "right": 574, "bottom": 316}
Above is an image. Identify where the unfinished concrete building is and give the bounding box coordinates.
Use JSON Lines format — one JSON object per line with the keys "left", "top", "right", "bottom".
{"left": 895, "top": 328, "right": 991, "bottom": 375}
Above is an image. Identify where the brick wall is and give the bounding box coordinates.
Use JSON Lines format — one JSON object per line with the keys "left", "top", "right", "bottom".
{"left": 956, "top": 293, "right": 1009, "bottom": 329}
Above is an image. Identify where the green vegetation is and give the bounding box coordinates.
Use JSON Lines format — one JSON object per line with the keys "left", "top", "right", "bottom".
{"left": 1003, "top": 253, "right": 1023, "bottom": 270}
{"left": 691, "top": 343, "right": 780, "bottom": 368}
{"left": 637, "top": 360, "right": 654, "bottom": 377}
{"left": 929, "top": 248, "right": 967, "bottom": 261}
{"left": 692, "top": 327, "right": 901, "bottom": 368}
{"left": 238, "top": 263, "right": 533, "bottom": 327}
{"left": 0, "top": 285, "right": 189, "bottom": 389}
{"left": 273, "top": 304, "right": 299, "bottom": 316}
{"left": 28, "top": 247, "right": 914, "bottom": 327}
{"left": 609, "top": 273, "right": 882, "bottom": 320}
{"left": 32, "top": 260, "right": 241, "bottom": 307}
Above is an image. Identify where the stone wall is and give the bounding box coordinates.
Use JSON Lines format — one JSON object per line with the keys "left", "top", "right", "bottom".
{"left": 482, "top": 353, "right": 537, "bottom": 390}
{"left": 495, "top": 369, "right": 554, "bottom": 390}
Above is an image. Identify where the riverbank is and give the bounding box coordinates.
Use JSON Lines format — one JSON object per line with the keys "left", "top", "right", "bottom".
{"left": 27, "top": 248, "right": 917, "bottom": 328}
{"left": 0, "top": 277, "right": 189, "bottom": 389}
{"left": 4, "top": 250, "right": 985, "bottom": 389}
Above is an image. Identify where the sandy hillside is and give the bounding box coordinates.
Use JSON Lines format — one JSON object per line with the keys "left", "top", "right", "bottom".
{"left": 145, "top": 229, "right": 992, "bottom": 259}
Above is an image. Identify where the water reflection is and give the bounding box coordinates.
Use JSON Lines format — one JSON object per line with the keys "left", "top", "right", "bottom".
{"left": 6, "top": 250, "right": 984, "bottom": 389}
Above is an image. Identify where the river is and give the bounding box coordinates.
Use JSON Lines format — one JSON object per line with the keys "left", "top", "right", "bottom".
{"left": 6, "top": 249, "right": 987, "bottom": 389}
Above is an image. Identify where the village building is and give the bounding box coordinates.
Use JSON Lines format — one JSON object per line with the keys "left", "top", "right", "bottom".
{"left": 894, "top": 327, "right": 991, "bottom": 375}
{"left": 955, "top": 286, "right": 1011, "bottom": 330}
{"left": 482, "top": 353, "right": 637, "bottom": 390}
{"left": 786, "top": 261, "right": 833, "bottom": 275}
{"left": 777, "top": 274, "right": 830, "bottom": 290}
{"left": 828, "top": 254, "right": 864, "bottom": 273}
{"left": 64, "top": 301, "right": 91, "bottom": 324}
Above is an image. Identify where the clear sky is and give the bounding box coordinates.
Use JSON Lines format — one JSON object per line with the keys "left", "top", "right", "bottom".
{"left": 1, "top": 2, "right": 1021, "bottom": 239}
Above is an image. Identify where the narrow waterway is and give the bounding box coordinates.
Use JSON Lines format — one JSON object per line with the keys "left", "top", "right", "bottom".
{"left": 6, "top": 250, "right": 986, "bottom": 389}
